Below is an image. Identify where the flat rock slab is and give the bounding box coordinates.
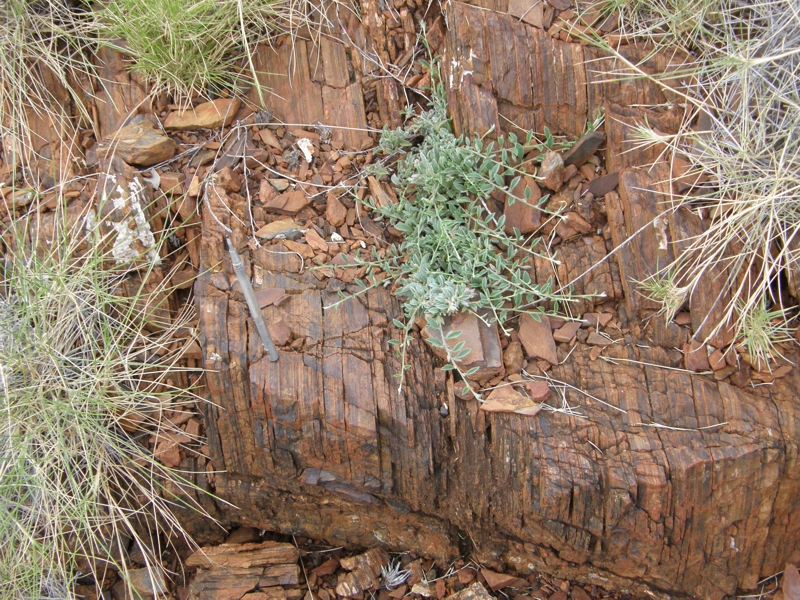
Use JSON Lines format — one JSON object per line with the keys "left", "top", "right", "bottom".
{"left": 190, "top": 11, "right": 800, "bottom": 600}
{"left": 247, "top": 38, "right": 372, "bottom": 150}
{"left": 164, "top": 98, "right": 241, "bottom": 131}
{"left": 518, "top": 313, "right": 558, "bottom": 365}
{"left": 186, "top": 542, "right": 300, "bottom": 569}
{"left": 195, "top": 174, "right": 800, "bottom": 600}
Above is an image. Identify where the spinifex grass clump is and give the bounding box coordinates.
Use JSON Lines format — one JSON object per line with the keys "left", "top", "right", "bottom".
{"left": 349, "top": 61, "right": 589, "bottom": 394}
{"left": 0, "top": 200, "right": 209, "bottom": 598}
{"left": 96, "top": 0, "right": 284, "bottom": 99}
{"left": 582, "top": 0, "right": 800, "bottom": 365}
{"left": 0, "top": 0, "right": 95, "bottom": 163}
{"left": 1, "top": 0, "right": 294, "bottom": 146}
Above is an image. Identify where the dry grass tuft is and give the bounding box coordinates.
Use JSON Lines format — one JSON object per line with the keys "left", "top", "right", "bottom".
{"left": 584, "top": 0, "right": 800, "bottom": 363}
{"left": 0, "top": 191, "right": 211, "bottom": 598}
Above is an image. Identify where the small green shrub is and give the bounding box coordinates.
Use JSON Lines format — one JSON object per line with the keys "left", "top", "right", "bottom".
{"left": 0, "top": 197, "right": 209, "bottom": 598}
{"left": 341, "top": 60, "right": 592, "bottom": 395}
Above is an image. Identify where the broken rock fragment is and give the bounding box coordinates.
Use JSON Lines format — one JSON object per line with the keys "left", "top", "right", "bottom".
{"left": 185, "top": 541, "right": 300, "bottom": 599}
{"left": 105, "top": 119, "right": 176, "bottom": 167}
{"left": 126, "top": 568, "right": 168, "bottom": 597}
{"left": 503, "top": 175, "right": 542, "bottom": 234}
{"left": 423, "top": 312, "right": 503, "bottom": 382}
{"left": 368, "top": 175, "right": 396, "bottom": 208}
{"left": 445, "top": 582, "right": 494, "bottom": 600}
{"left": 335, "top": 548, "right": 389, "bottom": 597}
{"left": 186, "top": 541, "right": 300, "bottom": 569}
{"left": 256, "top": 218, "right": 302, "bottom": 240}
{"left": 538, "top": 151, "right": 564, "bottom": 192}
{"left": 164, "top": 97, "right": 241, "bottom": 130}
{"left": 587, "top": 171, "right": 619, "bottom": 197}
{"left": 518, "top": 313, "right": 558, "bottom": 365}
{"left": 561, "top": 131, "right": 605, "bottom": 167}
{"left": 508, "top": 0, "right": 544, "bottom": 27}
{"left": 503, "top": 340, "right": 525, "bottom": 374}
{"left": 326, "top": 192, "right": 348, "bottom": 227}
{"left": 586, "top": 330, "right": 613, "bottom": 347}
{"left": 553, "top": 321, "right": 581, "bottom": 343}
{"left": 305, "top": 228, "right": 328, "bottom": 252}
{"left": 268, "top": 319, "right": 292, "bottom": 347}
{"left": 524, "top": 380, "right": 551, "bottom": 402}
{"left": 159, "top": 171, "right": 184, "bottom": 195}
{"left": 481, "top": 386, "right": 541, "bottom": 415}
{"left": 264, "top": 190, "right": 312, "bottom": 215}
{"left": 684, "top": 340, "right": 710, "bottom": 372}
{"left": 480, "top": 568, "right": 529, "bottom": 591}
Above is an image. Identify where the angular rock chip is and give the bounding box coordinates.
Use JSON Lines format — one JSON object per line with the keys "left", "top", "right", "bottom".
{"left": 326, "top": 192, "right": 348, "bottom": 227}
{"left": 336, "top": 548, "right": 389, "bottom": 597}
{"left": 518, "top": 313, "right": 558, "bottom": 365}
{"left": 268, "top": 319, "right": 292, "bottom": 347}
{"left": 586, "top": 330, "right": 613, "bottom": 347}
{"left": 159, "top": 171, "right": 184, "bottom": 195}
{"left": 481, "top": 385, "right": 540, "bottom": 415}
{"left": 538, "top": 151, "right": 564, "bottom": 192}
{"left": 684, "top": 340, "right": 710, "bottom": 372}
{"left": 305, "top": 228, "right": 329, "bottom": 252}
{"left": 587, "top": 171, "right": 619, "bottom": 197}
{"left": 368, "top": 175, "right": 396, "bottom": 208}
{"left": 480, "top": 568, "right": 529, "bottom": 591}
{"left": 256, "top": 218, "right": 302, "bottom": 240}
{"left": 107, "top": 120, "right": 176, "bottom": 167}
{"left": 311, "top": 558, "right": 340, "bottom": 577}
{"left": 283, "top": 239, "right": 314, "bottom": 260}
{"left": 225, "top": 527, "right": 261, "bottom": 545}
{"left": 561, "top": 131, "right": 605, "bottom": 167}
{"left": 508, "top": 0, "right": 544, "bottom": 27}
{"left": 524, "top": 380, "right": 551, "bottom": 402}
{"left": 781, "top": 563, "right": 800, "bottom": 600}
{"left": 503, "top": 340, "right": 525, "bottom": 374}
{"left": 127, "top": 568, "right": 168, "bottom": 597}
{"left": 264, "top": 190, "right": 312, "bottom": 215}
{"left": 411, "top": 583, "right": 436, "bottom": 597}
{"left": 164, "top": 98, "right": 241, "bottom": 131}
{"left": 553, "top": 321, "right": 581, "bottom": 343}
{"left": 423, "top": 312, "right": 503, "bottom": 382}
{"left": 186, "top": 541, "right": 300, "bottom": 569}
{"left": 504, "top": 175, "right": 542, "bottom": 234}
{"left": 445, "top": 582, "right": 494, "bottom": 600}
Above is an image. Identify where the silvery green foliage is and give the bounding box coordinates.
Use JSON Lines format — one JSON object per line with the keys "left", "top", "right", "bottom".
{"left": 401, "top": 273, "right": 474, "bottom": 318}
{"left": 366, "top": 60, "right": 564, "bottom": 328}
{"left": 348, "top": 59, "right": 591, "bottom": 392}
